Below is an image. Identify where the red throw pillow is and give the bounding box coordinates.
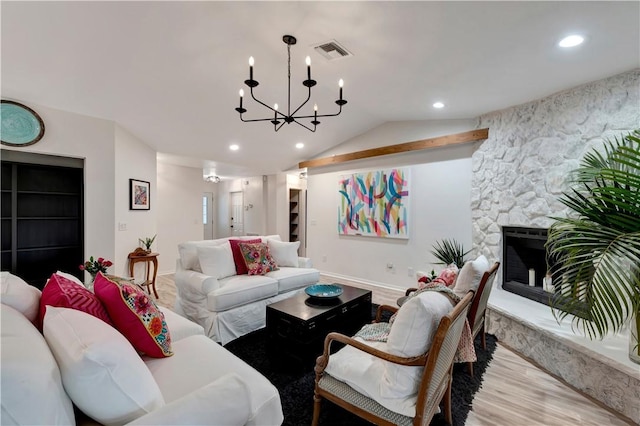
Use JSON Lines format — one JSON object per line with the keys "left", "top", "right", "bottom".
{"left": 239, "top": 241, "right": 279, "bottom": 276}
{"left": 94, "top": 273, "right": 172, "bottom": 358}
{"left": 228, "top": 238, "right": 262, "bottom": 275}
{"left": 39, "top": 273, "right": 113, "bottom": 329}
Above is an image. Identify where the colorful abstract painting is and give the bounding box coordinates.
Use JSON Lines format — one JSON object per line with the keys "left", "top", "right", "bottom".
{"left": 338, "top": 168, "right": 409, "bottom": 238}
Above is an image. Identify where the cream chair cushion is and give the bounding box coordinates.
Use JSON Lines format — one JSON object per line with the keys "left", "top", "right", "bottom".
{"left": 453, "top": 255, "right": 489, "bottom": 297}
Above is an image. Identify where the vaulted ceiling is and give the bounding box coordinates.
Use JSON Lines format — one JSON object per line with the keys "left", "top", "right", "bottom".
{"left": 2, "top": 1, "right": 638, "bottom": 177}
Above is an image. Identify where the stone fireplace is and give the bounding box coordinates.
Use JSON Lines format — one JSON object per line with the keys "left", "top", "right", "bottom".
{"left": 469, "top": 69, "right": 640, "bottom": 423}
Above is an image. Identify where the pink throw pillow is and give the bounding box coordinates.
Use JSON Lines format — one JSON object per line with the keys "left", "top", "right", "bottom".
{"left": 238, "top": 242, "right": 279, "bottom": 276}
{"left": 94, "top": 273, "right": 172, "bottom": 358}
{"left": 39, "top": 273, "right": 113, "bottom": 329}
{"left": 229, "top": 238, "right": 262, "bottom": 275}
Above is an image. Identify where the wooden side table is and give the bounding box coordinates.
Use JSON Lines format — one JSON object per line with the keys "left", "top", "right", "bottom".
{"left": 128, "top": 251, "right": 159, "bottom": 299}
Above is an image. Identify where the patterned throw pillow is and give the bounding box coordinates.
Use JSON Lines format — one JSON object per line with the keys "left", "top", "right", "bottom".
{"left": 94, "top": 273, "right": 172, "bottom": 358}
{"left": 229, "top": 238, "right": 262, "bottom": 275}
{"left": 39, "top": 273, "right": 113, "bottom": 329}
{"left": 238, "top": 242, "right": 279, "bottom": 276}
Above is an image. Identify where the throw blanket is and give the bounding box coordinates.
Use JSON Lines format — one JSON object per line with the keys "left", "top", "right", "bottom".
{"left": 355, "top": 284, "right": 476, "bottom": 363}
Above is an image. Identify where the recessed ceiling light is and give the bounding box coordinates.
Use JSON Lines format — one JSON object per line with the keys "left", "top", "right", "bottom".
{"left": 558, "top": 35, "right": 584, "bottom": 48}
{"left": 229, "top": 144, "right": 239, "bottom": 151}
{"left": 295, "top": 143, "right": 304, "bottom": 149}
{"left": 433, "top": 102, "right": 445, "bottom": 109}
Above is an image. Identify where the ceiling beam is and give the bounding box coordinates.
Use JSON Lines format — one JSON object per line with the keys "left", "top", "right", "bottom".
{"left": 299, "top": 128, "right": 489, "bottom": 169}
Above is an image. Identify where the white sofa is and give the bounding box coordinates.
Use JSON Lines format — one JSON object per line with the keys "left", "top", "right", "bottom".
{"left": 174, "top": 235, "right": 320, "bottom": 344}
{"left": 1, "top": 272, "right": 284, "bottom": 425}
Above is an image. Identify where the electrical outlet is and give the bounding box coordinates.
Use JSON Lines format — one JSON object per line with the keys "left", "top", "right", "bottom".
{"left": 118, "top": 223, "right": 127, "bottom": 231}
{"left": 386, "top": 263, "right": 394, "bottom": 270}
{"left": 408, "top": 267, "right": 414, "bottom": 277}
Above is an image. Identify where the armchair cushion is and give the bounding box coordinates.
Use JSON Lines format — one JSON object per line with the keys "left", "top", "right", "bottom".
{"left": 43, "top": 306, "right": 165, "bottom": 425}
{"left": 325, "top": 338, "right": 417, "bottom": 417}
{"left": 383, "top": 291, "right": 454, "bottom": 399}
{"left": 453, "top": 255, "right": 489, "bottom": 297}
{"left": 197, "top": 244, "right": 237, "bottom": 280}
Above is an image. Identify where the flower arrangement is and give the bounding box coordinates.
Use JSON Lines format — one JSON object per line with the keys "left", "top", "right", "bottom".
{"left": 79, "top": 256, "right": 113, "bottom": 277}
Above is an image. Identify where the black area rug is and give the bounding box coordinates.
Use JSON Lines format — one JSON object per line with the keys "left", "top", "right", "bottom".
{"left": 224, "top": 306, "right": 497, "bottom": 426}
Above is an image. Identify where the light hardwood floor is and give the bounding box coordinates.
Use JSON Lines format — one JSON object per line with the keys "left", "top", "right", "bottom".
{"left": 154, "top": 274, "right": 633, "bottom": 425}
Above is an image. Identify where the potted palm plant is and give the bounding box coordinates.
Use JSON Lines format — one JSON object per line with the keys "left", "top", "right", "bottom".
{"left": 546, "top": 129, "right": 640, "bottom": 364}
{"left": 430, "top": 238, "right": 470, "bottom": 268}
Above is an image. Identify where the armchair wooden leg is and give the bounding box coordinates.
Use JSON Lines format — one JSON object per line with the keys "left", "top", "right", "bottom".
{"left": 312, "top": 393, "right": 322, "bottom": 426}
{"left": 443, "top": 371, "right": 453, "bottom": 425}
{"left": 480, "top": 324, "right": 486, "bottom": 350}
{"left": 467, "top": 361, "right": 474, "bottom": 377}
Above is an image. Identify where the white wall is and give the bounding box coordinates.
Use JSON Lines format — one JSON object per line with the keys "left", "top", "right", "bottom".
{"left": 306, "top": 119, "right": 478, "bottom": 290}
{"left": 156, "top": 162, "right": 212, "bottom": 274}
{"left": 114, "top": 125, "right": 158, "bottom": 277}
{"left": 1, "top": 101, "right": 117, "bottom": 276}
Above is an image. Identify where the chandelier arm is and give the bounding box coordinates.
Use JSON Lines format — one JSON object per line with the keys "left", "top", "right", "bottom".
{"left": 291, "top": 104, "right": 344, "bottom": 120}
{"left": 239, "top": 116, "right": 281, "bottom": 123}
{"left": 289, "top": 86, "right": 313, "bottom": 117}
{"left": 292, "top": 119, "right": 317, "bottom": 132}
{"left": 249, "top": 87, "right": 284, "bottom": 118}
{"left": 274, "top": 120, "right": 287, "bottom": 132}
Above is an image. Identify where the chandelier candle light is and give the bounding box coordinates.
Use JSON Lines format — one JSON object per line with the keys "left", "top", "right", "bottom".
{"left": 235, "top": 35, "right": 347, "bottom": 132}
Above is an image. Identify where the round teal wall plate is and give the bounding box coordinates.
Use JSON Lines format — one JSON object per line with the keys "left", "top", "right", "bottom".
{"left": 1, "top": 100, "right": 45, "bottom": 147}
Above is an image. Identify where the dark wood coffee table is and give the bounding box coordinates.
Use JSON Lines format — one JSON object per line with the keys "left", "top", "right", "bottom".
{"left": 266, "top": 284, "right": 372, "bottom": 368}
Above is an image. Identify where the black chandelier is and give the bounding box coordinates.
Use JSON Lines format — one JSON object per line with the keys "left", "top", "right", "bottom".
{"left": 235, "top": 35, "right": 347, "bottom": 132}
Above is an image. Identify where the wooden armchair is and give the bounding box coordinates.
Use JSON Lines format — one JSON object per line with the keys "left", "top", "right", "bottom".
{"left": 466, "top": 262, "right": 500, "bottom": 375}
{"left": 312, "top": 291, "right": 474, "bottom": 426}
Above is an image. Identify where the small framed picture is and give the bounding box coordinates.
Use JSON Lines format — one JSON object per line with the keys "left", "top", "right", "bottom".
{"left": 129, "top": 179, "right": 150, "bottom": 210}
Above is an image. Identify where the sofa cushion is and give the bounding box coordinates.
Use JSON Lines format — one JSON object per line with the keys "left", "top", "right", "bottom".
{"left": 453, "top": 255, "right": 489, "bottom": 297}
{"left": 197, "top": 243, "right": 237, "bottom": 279}
{"left": 127, "top": 373, "right": 252, "bottom": 426}
{"left": 267, "top": 239, "right": 300, "bottom": 267}
{"left": 207, "top": 274, "right": 278, "bottom": 311}
{"left": 1, "top": 304, "right": 75, "bottom": 426}
{"left": 0, "top": 271, "right": 41, "bottom": 324}
{"left": 178, "top": 239, "right": 228, "bottom": 272}
{"left": 239, "top": 242, "right": 279, "bottom": 275}
{"left": 55, "top": 270, "right": 84, "bottom": 286}
{"left": 159, "top": 306, "right": 204, "bottom": 342}
{"left": 266, "top": 267, "right": 321, "bottom": 293}
{"left": 144, "top": 334, "right": 283, "bottom": 425}
{"left": 39, "top": 272, "right": 113, "bottom": 328}
{"left": 43, "top": 306, "right": 165, "bottom": 426}
{"left": 94, "top": 273, "right": 173, "bottom": 358}
{"left": 383, "top": 291, "right": 454, "bottom": 399}
{"left": 229, "top": 238, "right": 262, "bottom": 275}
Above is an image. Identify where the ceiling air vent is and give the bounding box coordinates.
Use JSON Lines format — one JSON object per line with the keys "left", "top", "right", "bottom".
{"left": 313, "top": 40, "right": 352, "bottom": 61}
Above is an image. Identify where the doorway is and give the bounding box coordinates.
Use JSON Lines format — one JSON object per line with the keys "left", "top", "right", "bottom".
{"left": 229, "top": 191, "right": 244, "bottom": 237}
{"left": 202, "top": 192, "right": 214, "bottom": 240}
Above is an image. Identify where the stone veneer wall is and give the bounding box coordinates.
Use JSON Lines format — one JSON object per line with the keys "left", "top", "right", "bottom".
{"left": 472, "top": 69, "right": 639, "bottom": 263}
{"left": 472, "top": 69, "right": 640, "bottom": 422}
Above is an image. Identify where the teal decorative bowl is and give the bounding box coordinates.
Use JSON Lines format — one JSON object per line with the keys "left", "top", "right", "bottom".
{"left": 305, "top": 284, "right": 343, "bottom": 298}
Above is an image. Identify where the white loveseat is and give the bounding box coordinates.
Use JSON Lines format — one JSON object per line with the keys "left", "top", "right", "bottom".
{"left": 174, "top": 235, "right": 320, "bottom": 344}
{"left": 1, "top": 272, "right": 284, "bottom": 425}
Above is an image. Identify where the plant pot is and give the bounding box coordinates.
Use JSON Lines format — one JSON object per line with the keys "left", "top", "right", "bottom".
{"left": 630, "top": 309, "right": 640, "bottom": 365}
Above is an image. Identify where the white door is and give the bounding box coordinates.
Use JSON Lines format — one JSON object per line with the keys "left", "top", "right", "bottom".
{"left": 203, "top": 192, "right": 214, "bottom": 239}
{"left": 230, "top": 191, "right": 244, "bottom": 236}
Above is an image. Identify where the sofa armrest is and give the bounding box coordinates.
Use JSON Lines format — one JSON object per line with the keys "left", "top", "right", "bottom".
{"left": 174, "top": 266, "right": 220, "bottom": 296}
{"left": 298, "top": 257, "right": 313, "bottom": 268}
{"left": 126, "top": 373, "right": 251, "bottom": 426}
